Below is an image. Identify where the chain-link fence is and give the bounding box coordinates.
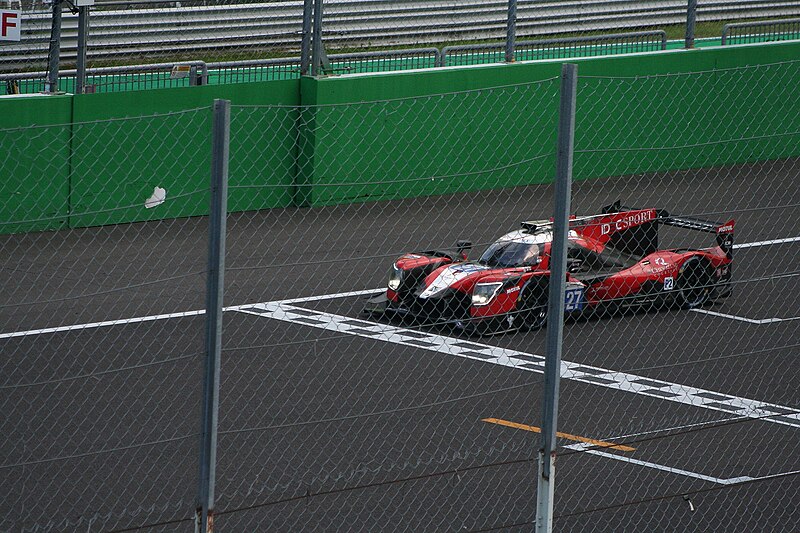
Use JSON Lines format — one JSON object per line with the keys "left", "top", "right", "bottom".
{"left": 2, "top": 59, "right": 799, "bottom": 531}
{"left": 0, "top": 108, "right": 212, "bottom": 532}
{"left": 553, "top": 59, "right": 800, "bottom": 532}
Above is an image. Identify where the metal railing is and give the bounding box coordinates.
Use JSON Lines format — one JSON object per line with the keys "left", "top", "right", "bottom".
{"left": 0, "top": 49, "right": 440, "bottom": 94}
{"left": 5, "top": 0, "right": 800, "bottom": 73}
{"left": 1, "top": 61, "right": 208, "bottom": 94}
{"left": 721, "top": 18, "right": 800, "bottom": 45}
{"left": 440, "top": 31, "right": 667, "bottom": 67}
{"left": 206, "top": 48, "right": 440, "bottom": 83}
{"left": 326, "top": 48, "right": 441, "bottom": 75}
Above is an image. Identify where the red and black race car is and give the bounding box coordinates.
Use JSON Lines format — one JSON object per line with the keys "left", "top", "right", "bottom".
{"left": 363, "top": 202, "right": 734, "bottom": 334}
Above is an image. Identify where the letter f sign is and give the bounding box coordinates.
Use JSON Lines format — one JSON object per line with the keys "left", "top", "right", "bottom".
{"left": 1, "top": 11, "right": 20, "bottom": 41}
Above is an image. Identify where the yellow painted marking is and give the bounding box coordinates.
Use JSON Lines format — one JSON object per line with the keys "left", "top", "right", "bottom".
{"left": 482, "top": 417, "right": 636, "bottom": 452}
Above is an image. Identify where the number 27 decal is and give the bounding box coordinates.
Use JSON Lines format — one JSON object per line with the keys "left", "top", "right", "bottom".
{"left": 564, "top": 287, "right": 585, "bottom": 311}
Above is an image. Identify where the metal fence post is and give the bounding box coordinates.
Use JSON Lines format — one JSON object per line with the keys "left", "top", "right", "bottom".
{"left": 535, "top": 62, "right": 577, "bottom": 533}
{"left": 196, "top": 99, "right": 230, "bottom": 533}
{"left": 311, "top": 0, "right": 323, "bottom": 75}
{"left": 505, "top": 0, "right": 517, "bottom": 62}
{"left": 685, "top": 0, "right": 698, "bottom": 48}
{"left": 300, "top": 0, "right": 313, "bottom": 74}
{"left": 75, "top": 5, "right": 89, "bottom": 94}
{"left": 44, "top": 0, "right": 63, "bottom": 93}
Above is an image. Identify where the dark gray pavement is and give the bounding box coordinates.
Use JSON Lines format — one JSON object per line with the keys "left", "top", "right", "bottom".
{"left": 1, "top": 158, "right": 798, "bottom": 532}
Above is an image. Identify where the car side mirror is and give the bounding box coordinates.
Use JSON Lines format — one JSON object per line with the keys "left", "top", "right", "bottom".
{"left": 456, "top": 240, "right": 472, "bottom": 256}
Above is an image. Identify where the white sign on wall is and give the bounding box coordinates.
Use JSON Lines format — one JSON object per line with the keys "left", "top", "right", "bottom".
{"left": 1, "top": 10, "right": 21, "bottom": 42}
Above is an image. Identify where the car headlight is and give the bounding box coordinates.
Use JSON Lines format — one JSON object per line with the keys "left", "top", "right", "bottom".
{"left": 388, "top": 264, "right": 402, "bottom": 291}
{"left": 472, "top": 282, "right": 503, "bottom": 306}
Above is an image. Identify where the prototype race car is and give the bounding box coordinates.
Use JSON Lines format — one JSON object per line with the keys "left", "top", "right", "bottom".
{"left": 363, "top": 202, "right": 734, "bottom": 334}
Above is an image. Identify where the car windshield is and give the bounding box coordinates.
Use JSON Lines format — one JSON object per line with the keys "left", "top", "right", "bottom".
{"left": 479, "top": 241, "right": 543, "bottom": 268}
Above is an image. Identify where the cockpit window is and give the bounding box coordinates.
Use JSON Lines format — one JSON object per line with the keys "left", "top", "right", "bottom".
{"left": 480, "top": 241, "right": 544, "bottom": 268}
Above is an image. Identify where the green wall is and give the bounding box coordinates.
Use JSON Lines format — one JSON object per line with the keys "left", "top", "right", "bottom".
{"left": 298, "top": 65, "right": 563, "bottom": 206}
{"left": 2, "top": 41, "right": 799, "bottom": 233}
{"left": 299, "top": 40, "right": 800, "bottom": 206}
{"left": 0, "top": 95, "right": 72, "bottom": 233}
{"left": 572, "top": 43, "right": 800, "bottom": 180}
{"left": 70, "top": 79, "right": 299, "bottom": 228}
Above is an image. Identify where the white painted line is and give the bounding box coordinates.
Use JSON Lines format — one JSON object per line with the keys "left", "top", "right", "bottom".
{"left": 0, "top": 289, "right": 381, "bottom": 340}
{"left": 236, "top": 302, "right": 800, "bottom": 430}
{"left": 735, "top": 236, "right": 800, "bottom": 249}
{"left": 0, "top": 310, "right": 206, "bottom": 340}
{"left": 2, "top": 235, "right": 797, "bottom": 340}
{"left": 268, "top": 288, "right": 381, "bottom": 305}
{"left": 570, "top": 447, "right": 755, "bottom": 485}
{"left": 691, "top": 308, "right": 800, "bottom": 324}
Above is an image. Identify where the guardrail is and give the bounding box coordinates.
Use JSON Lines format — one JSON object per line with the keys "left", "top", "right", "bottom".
{"left": 4, "top": 0, "right": 800, "bottom": 73}
{"left": 0, "top": 48, "right": 443, "bottom": 94}
{"left": 1, "top": 61, "right": 209, "bottom": 94}
{"left": 721, "top": 18, "right": 800, "bottom": 45}
{"left": 440, "top": 31, "right": 667, "bottom": 67}
{"left": 205, "top": 48, "right": 440, "bottom": 83}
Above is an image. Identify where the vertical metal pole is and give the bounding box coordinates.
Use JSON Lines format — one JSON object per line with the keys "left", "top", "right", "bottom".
{"left": 505, "top": 0, "right": 517, "bottom": 63}
{"left": 300, "top": 0, "right": 314, "bottom": 75}
{"left": 196, "top": 99, "right": 230, "bottom": 533}
{"left": 311, "top": 0, "right": 324, "bottom": 76}
{"left": 75, "top": 6, "right": 89, "bottom": 94}
{"left": 45, "top": 0, "right": 62, "bottom": 93}
{"left": 685, "top": 0, "right": 698, "bottom": 49}
{"left": 535, "top": 62, "right": 577, "bottom": 533}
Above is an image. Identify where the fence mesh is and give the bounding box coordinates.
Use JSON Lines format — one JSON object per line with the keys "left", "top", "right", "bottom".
{"left": 213, "top": 78, "right": 561, "bottom": 530}
{"left": 2, "top": 57, "right": 799, "bottom": 532}
{"left": 550, "top": 59, "right": 800, "bottom": 532}
{"left": 0, "top": 107, "right": 212, "bottom": 532}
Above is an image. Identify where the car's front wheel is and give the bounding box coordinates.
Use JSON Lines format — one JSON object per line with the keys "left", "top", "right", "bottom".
{"left": 522, "top": 303, "right": 548, "bottom": 330}
{"left": 518, "top": 280, "right": 549, "bottom": 331}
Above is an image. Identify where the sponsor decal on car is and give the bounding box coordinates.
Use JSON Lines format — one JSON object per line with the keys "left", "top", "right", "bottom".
{"left": 717, "top": 224, "right": 734, "bottom": 234}
{"left": 419, "top": 263, "right": 488, "bottom": 298}
{"left": 663, "top": 277, "right": 674, "bottom": 290}
{"left": 600, "top": 210, "right": 655, "bottom": 235}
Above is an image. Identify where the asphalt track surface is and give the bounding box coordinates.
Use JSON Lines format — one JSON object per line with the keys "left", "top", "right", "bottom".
{"left": 1, "top": 158, "right": 799, "bottom": 532}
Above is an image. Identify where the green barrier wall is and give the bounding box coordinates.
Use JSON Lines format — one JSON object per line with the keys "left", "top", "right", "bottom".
{"left": 299, "top": 41, "right": 800, "bottom": 206}
{"left": 0, "top": 95, "right": 72, "bottom": 233}
{"left": 2, "top": 41, "right": 799, "bottom": 232}
{"left": 70, "top": 79, "right": 299, "bottom": 228}
{"left": 297, "top": 65, "right": 562, "bottom": 206}
{"left": 572, "top": 43, "right": 800, "bottom": 181}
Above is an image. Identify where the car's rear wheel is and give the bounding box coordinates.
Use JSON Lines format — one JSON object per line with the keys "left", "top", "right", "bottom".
{"left": 676, "top": 257, "right": 712, "bottom": 309}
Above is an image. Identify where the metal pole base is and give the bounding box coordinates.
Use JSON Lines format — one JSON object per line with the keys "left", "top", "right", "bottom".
{"left": 535, "top": 449, "right": 556, "bottom": 533}
{"left": 195, "top": 508, "right": 215, "bottom": 533}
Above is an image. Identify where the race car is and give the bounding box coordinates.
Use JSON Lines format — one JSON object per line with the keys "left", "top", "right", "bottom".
{"left": 363, "top": 202, "right": 734, "bottom": 334}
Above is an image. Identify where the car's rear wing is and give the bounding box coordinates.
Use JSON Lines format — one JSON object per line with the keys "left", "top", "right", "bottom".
{"left": 656, "top": 211, "right": 718, "bottom": 232}
{"left": 656, "top": 209, "right": 735, "bottom": 259}
{"left": 600, "top": 202, "right": 735, "bottom": 259}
